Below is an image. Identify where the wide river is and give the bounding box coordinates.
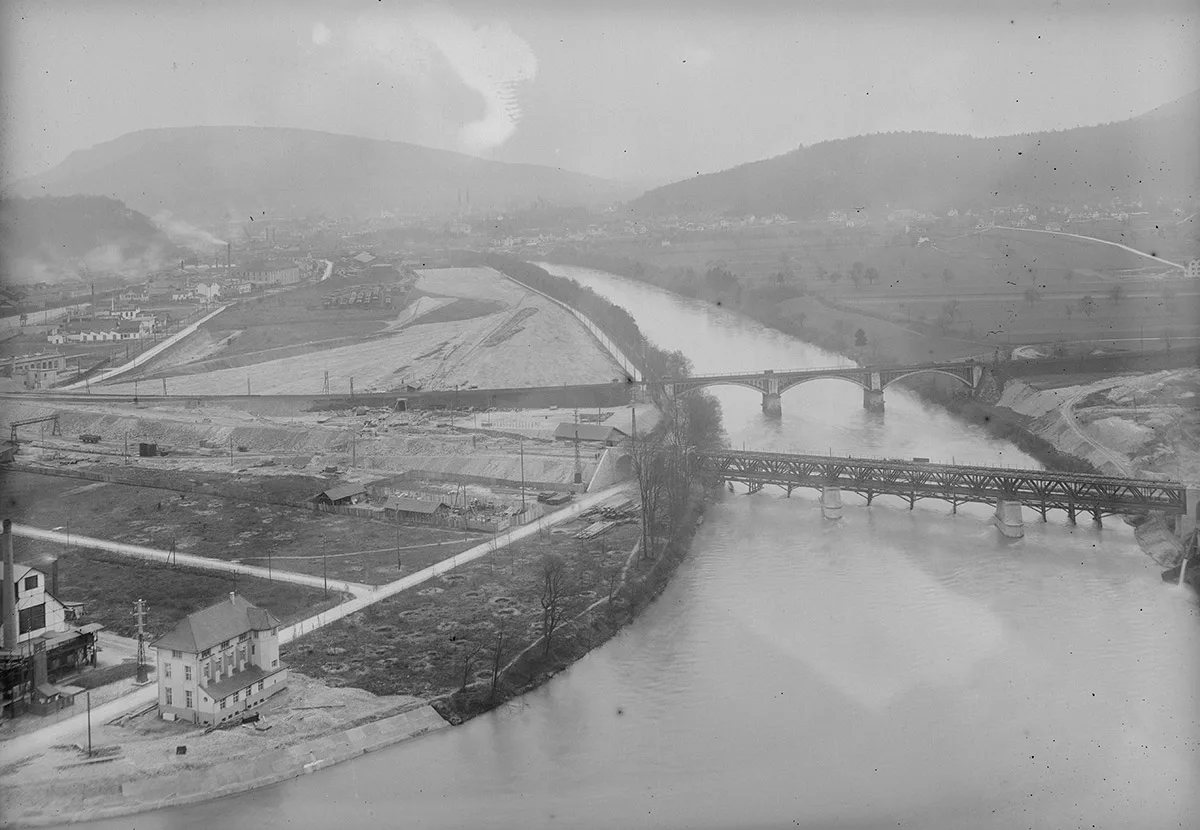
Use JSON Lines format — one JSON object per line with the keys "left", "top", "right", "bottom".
{"left": 80, "top": 265, "right": 1198, "bottom": 829}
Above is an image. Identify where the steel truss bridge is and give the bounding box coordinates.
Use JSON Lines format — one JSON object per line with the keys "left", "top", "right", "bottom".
{"left": 692, "top": 449, "right": 1189, "bottom": 522}
{"left": 651, "top": 361, "right": 985, "bottom": 415}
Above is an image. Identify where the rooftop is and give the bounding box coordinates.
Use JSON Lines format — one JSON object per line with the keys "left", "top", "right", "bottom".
{"left": 553, "top": 423, "right": 629, "bottom": 442}
{"left": 151, "top": 594, "right": 280, "bottom": 654}
{"left": 383, "top": 497, "right": 449, "bottom": 514}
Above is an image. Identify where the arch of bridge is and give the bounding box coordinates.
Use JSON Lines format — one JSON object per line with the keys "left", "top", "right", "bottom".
{"left": 878, "top": 367, "right": 976, "bottom": 390}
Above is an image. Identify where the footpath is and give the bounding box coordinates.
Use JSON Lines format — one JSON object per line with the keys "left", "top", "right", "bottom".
{"left": 0, "top": 483, "right": 632, "bottom": 826}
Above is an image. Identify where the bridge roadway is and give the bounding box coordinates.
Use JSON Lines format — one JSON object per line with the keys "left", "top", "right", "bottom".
{"left": 651, "top": 360, "right": 985, "bottom": 415}
{"left": 693, "top": 449, "right": 1195, "bottom": 538}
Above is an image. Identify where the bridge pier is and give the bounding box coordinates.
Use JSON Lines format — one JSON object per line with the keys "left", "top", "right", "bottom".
{"left": 862, "top": 389, "right": 884, "bottom": 412}
{"left": 993, "top": 498, "right": 1025, "bottom": 539}
{"left": 761, "top": 392, "right": 782, "bottom": 417}
{"left": 1178, "top": 485, "right": 1198, "bottom": 540}
{"left": 820, "top": 486, "right": 843, "bottom": 520}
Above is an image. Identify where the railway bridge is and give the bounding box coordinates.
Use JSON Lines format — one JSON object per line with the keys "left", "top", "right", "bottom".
{"left": 692, "top": 449, "right": 1196, "bottom": 539}
{"left": 649, "top": 361, "right": 985, "bottom": 416}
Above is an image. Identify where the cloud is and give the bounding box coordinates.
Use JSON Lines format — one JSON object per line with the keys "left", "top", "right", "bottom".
{"left": 312, "top": 22, "right": 331, "bottom": 47}
{"left": 347, "top": 6, "right": 538, "bottom": 154}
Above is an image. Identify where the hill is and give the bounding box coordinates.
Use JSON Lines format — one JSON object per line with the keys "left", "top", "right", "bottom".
{"left": 8, "top": 126, "right": 630, "bottom": 223}
{"left": 0, "top": 194, "right": 181, "bottom": 284}
{"left": 631, "top": 90, "right": 1200, "bottom": 217}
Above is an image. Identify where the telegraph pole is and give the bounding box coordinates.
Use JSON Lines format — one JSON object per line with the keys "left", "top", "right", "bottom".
{"left": 322, "top": 536, "right": 328, "bottom": 598}
{"left": 520, "top": 438, "right": 526, "bottom": 513}
{"left": 134, "top": 599, "right": 148, "bottom": 684}
{"left": 86, "top": 691, "right": 93, "bottom": 757}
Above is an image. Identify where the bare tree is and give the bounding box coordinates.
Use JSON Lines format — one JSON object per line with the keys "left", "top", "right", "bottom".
{"left": 489, "top": 621, "right": 508, "bottom": 700}
{"left": 539, "top": 554, "right": 568, "bottom": 656}
{"left": 1079, "top": 295, "right": 1097, "bottom": 317}
{"left": 460, "top": 640, "right": 485, "bottom": 693}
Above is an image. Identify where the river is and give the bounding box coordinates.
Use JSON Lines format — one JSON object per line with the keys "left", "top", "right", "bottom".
{"left": 77, "top": 265, "right": 1198, "bottom": 829}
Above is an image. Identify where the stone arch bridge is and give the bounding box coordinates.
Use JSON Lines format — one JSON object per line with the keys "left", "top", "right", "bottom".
{"left": 648, "top": 361, "right": 985, "bottom": 416}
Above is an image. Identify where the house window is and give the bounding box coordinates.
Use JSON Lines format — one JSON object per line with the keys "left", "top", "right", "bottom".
{"left": 220, "top": 699, "right": 226, "bottom": 710}
{"left": 252, "top": 630, "right": 259, "bottom": 639}
{"left": 251, "top": 644, "right": 256, "bottom": 655}
{"left": 257, "top": 680, "right": 265, "bottom": 692}
{"left": 185, "top": 690, "right": 193, "bottom": 709}
{"left": 215, "top": 657, "right": 222, "bottom": 673}
{"left": 172, "top": 650, "right": 182, "bottom": 659}
{"left": 23, "top": 574, "right": 37, "bottom": 591}
{"left": 18, "top": 604, "right": 46, "bottom": 634}
{"left": 184, "top": 665, "right": 193, "bottom": 681}
{"left": 271, "top": 659, "right": 278, "bottom": 668}
{"left": 238, "top": 632, "right": 249, "bottom": 643}
{"left": 166, "top": 688, "right": 173, "bottom": 705}
{"left": 233, "top": 691, "right": 239, "bottom": 702}
{"left": 200, "top": 648, "right": 211, "bottom": 658}
{"left": 220, "top": 640, "right": 230, "bottom": 650}
{"left": 164, "top": 663, "right": 172, "bottom": 678}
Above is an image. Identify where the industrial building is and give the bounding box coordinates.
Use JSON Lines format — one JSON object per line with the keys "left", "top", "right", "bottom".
{"left": 1, "top": 521, "right": 103, "bottom": 719}
{"left": 553, "top": 423, "right": 629, "bottom": 446}
{"left": 312, "top": 483, "right": 367, "bottom": 506}
{"left": 382, "top": 497, "right": 451, "bottom": 523}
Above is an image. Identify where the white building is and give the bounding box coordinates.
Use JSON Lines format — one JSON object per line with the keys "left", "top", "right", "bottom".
{"left": 151, "top": 593, "right": 288, "bottom": 726}
{"left": 1187, "top": 259, "right": 1200, "bottom": 280}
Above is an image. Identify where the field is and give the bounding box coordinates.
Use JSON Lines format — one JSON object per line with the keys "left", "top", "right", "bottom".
{"left": 584, "top": 225, "right": 1197, "bottom": 359}
{"left": 10, "top": 545, "right": 337, "bottom": 639}
{"left": 2, "top": 469, "right": 483, "bottom": 586}
{"left": 283, "top": 520, "right": 641, "bottom": 699}
{"left": 96, "top": 267, "right": 625, "bottom": 396}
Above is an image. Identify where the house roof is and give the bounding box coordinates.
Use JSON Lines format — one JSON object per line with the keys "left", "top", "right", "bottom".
{"left": 151, "top": 594, "right": 280, "bottom": 654}
{"left": 384, "top": 497, "right": 449, "bottom": 514}
{"left": 353, "top": 252, "right": 377, "bottom": 264}
{"left": 202, "top": 663, "right": 285, "bottom": 701}
{"left": 553, "top": 423, "right": 628, "bottom": 442}
{"left": 315, "top": 483, "right": 366, "bottom": 502}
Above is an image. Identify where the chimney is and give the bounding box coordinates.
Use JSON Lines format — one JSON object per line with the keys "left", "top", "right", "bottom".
{"left": 3, "top": 520, "right": 17, "bottom": 651}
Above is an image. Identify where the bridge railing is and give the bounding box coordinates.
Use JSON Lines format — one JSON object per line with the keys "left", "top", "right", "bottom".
{"left": 651, "top": 359, "right": 981, "bottom": 383}
{"left": 694, "top": 448, "right": 1184, "bottom": 489}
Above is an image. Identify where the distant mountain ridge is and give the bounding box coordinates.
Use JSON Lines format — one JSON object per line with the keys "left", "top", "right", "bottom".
{"left": 9, "top": 126, "right": 631, "bottom": 223}
{"left": 632, "top": 90, "right": 1200, "bottom": 217}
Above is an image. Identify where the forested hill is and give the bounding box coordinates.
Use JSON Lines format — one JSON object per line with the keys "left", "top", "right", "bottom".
{"left": 631, "top": 90, "right": 1200, "bottom": 217}
{"left": 0, "top": 194, "right": 178, "bottom": 283}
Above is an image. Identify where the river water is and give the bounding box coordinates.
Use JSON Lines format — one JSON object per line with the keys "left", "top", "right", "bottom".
{"left": 79, "top": 265, "right": 1198, "bottom": 830}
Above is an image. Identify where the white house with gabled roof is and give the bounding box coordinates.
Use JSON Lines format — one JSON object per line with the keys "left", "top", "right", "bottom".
{"left": 151, "top": 593, "right": 287, "bottom": 725}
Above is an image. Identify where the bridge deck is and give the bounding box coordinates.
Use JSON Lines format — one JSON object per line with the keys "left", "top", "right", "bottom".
{"left": 694, "top": 449, "right": 1187, "bottom": 516}
{"left": 653, "top": 360, "right": 978, "bottom": 383}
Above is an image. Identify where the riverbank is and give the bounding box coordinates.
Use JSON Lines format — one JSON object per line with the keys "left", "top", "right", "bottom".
{"left": 0, "top": 674, "right": 447, "bottom": 829}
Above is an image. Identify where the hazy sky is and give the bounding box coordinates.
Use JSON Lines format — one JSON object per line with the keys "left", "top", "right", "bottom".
{"left": 2, "top": 0, "right": 1197, "bottom": 186}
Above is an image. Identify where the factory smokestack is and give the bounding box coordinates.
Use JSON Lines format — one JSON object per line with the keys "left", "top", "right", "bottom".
{"left": 3, "top": 520, "right": 17, "bottom": 651}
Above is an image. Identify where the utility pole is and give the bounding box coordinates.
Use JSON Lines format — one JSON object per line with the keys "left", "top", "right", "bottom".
{"left": 396, "top": 526, "right": 401, "bottom": 571}
{"left": 134, "top": 599, "right": 148, "bottom": 684}
{"left": 247, "top": 376, "right": 251, "bottom": 396}
{"left": 267, "top": 545, "right": 272, "bottom": 580}
{"left": 573, "top": 428, "right": 582, "bottom": 485}
{"left": 322, "top": 536, "right": 328, "bottom": 599}
{"left": 86, "top": 691, "right": 93, "bottom": 757}
{"left": 162, "top": 377, "right": 167, "bottom": 396}
{"left": 229, "top": 435, "right": 234, "bottom": 464}
{"left": 520, "top": 438, "right": 526, "bottom": 513}
{"left": 124, "top": 431, "right": 129, "bottom": 460}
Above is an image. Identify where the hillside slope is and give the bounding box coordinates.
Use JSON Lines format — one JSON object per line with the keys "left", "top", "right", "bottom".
{"left": 632, "top": 90, "right": 1200, "bottom": 217}
{"left": 0, "top": 194, "right": 180, "bottom": 283}
{"left": 10, "top": 126, "right": 629, "bottom": 223}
